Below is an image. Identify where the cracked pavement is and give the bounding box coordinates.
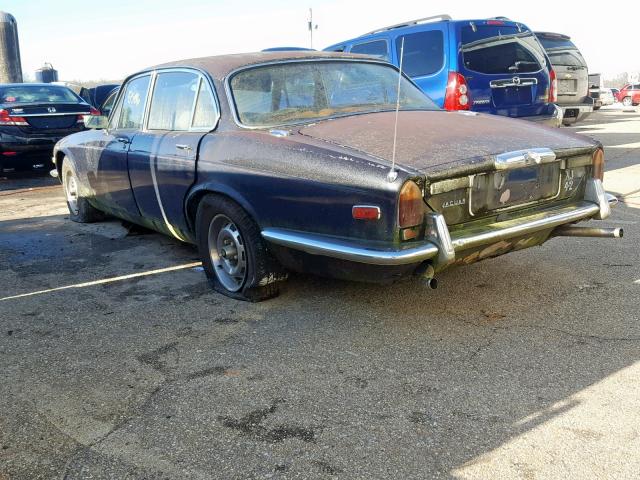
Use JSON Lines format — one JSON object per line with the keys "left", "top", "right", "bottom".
{"left": 1, "top": 108, "right": 639, "bottom": 479}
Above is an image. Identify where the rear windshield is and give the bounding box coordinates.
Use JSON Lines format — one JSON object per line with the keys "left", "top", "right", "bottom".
{"left": 538, "top": 37, "right": 586, "bottom": 67}
{"left": 0, "top": 85, "right": 81, "bottom": 104}
{"left": 229, "top": 60, "right": 437, "bottom": 127}
{"left": 460, "top": 25, "right": 546, "bottom": 74}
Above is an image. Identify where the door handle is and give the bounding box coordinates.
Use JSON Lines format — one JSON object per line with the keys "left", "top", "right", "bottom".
{"left": 175, "top": 144, "right": 192, "bottom": 151}
{"left": 116, "top": 137, "right": 130, "bottom": 144}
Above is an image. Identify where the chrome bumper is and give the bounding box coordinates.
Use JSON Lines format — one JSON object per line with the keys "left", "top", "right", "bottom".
{"left": 261, "top": 180, "right": 618, "bottom": 267}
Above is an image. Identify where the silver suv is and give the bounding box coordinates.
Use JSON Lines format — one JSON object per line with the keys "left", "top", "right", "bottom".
{"left": 536, "top": 32, "right": 593, "bottom": 126}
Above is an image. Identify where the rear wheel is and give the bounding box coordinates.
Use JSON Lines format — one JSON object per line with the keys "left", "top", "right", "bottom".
{"left": 62, "top": 159, "right": 104, "bottom": 223}
{"left": 196, "top": 194, "right": 287, "bottom": 301}
{"left": 622, "top": 96, "right": 632, "bottom": 107}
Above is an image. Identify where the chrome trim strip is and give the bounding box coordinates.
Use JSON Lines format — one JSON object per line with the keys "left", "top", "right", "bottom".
{"left": 261, "top": 228, "right": 439, "bottom": 265}
{"left": 450, "top": 201, "right": 600, "bottom": 251}
{"left": 16, "top": 112, "right": 91, "bottom": 117}
{"left": 490, "top": 77, "right": 538, "bottom": 88}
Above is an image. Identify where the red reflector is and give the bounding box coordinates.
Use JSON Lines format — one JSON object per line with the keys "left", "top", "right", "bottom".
{"left": 2, "top": 151, "right": 18, "bottom": 156}
{"left": 352, "top": 205, "right": 381, "bottom": 220}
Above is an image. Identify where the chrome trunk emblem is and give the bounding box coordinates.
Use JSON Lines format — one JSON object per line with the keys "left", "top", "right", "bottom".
{"left": 47, "top": 107, "right": 56, "bottom": 113}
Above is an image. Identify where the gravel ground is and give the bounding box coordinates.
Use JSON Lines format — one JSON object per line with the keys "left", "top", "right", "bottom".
{"left": 0, "top": 108, "right": 638, "bottom": 479}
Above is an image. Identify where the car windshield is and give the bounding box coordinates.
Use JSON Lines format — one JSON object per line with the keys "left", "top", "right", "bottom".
{"left": 460, "top": 25, "right": 546, "bottom": 74}
{"left": 229, "top": 60, "right": 438, "bottom": 127}
{"left": 0, "top": 85, "right": 81, "bottom": 104}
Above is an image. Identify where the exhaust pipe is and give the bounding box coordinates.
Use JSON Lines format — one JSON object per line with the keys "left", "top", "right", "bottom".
{"left": 554, "top": 225, "right": 624, "bottom": 238}
{"left": 415, "top": 262, "right": 439, "bottom": 289}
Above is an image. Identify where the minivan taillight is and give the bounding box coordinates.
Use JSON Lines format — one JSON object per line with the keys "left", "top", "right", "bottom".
{"left": 548, "top": 69, "right": 558, "bottom": 103}
{"left": 0, "top": 109, "right": 28, "bottom": 126}
{"left": 443, "top": 72, "right": 471, "bottom": 111}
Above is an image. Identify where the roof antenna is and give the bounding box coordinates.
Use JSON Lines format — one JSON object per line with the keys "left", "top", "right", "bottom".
{"left": 387, "top": 36, "right": 405, "bottom": 183}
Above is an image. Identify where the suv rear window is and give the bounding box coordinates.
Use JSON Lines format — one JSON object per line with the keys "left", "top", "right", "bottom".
{"left": 395, "top": 30, "right": 444, "bottom": 77}
{"left": 461, "top": 25, "right": 546, "bottom": 74}
{"left": 538, "top": 37, "right": 586, "bottom": 68}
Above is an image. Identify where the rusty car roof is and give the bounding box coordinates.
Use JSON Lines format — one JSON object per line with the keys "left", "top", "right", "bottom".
{"left": 149, "top": 51, "right": 385, "bottom": 81}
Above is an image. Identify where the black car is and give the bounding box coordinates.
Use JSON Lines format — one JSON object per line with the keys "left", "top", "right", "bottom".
{"left": 53, "top": 52, "right": 620, "bottom": 301}
{"left": 0, "top": 83, "right": 95, "bottom": 173}
{"left": 79, "top": 83, "right": 120, "bottom": 113}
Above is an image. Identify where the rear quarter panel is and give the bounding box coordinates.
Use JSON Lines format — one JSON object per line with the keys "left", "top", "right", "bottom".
{"left": 189, "top": 130, "right": 408, "bottom": 242}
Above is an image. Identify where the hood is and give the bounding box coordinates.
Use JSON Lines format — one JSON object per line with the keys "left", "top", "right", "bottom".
{"left": 298, "top": 110, "right": 596, "bottom": 174}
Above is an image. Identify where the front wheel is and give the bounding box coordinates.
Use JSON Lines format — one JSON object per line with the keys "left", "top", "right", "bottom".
{"left": 622, "top": 97, "right": 632, "bottom": 107}
{"left": 196, "top": 195, "right": 287, "bottom": 301}
{"left": 61, "top": 159, "right": 104, "bottom": 223}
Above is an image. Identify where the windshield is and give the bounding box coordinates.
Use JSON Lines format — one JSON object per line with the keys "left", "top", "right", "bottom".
{"left": 460, "top": 25, "right": 547, "bottom": 74}
{"left": 0, "top": 85, "right": 82, "bottom": 104}
{"left": 229, "top": 61, "right": 438, "bottom": 127}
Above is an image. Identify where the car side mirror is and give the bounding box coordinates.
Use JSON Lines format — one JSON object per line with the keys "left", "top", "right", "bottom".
{"left": 84, "top": 115, "right": 109, "bottom": 130}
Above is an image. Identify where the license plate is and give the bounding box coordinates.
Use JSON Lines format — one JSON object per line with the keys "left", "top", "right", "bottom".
{"left": 470, "top": 164, "right": 561, "bottom": 215}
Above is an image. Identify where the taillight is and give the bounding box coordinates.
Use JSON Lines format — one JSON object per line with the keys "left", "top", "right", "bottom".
{"left": 0, "top": 109, "right": 28, "bottom": 126}
{"left": 443, "top": 72, "right": 471, "bottom": 111}
{"left": 592, "top": 148, "right": 604, "bottom": 181}
{"left": 90, "top": 107, "right": 100, "bottom": 116}
{"left": 398, "top": 181, "right": 425, "bottom": 228}
{"left": 548, "top": 69, "right": 558, "bottom": 103}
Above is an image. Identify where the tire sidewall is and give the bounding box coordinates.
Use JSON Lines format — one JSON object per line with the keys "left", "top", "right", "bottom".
{"left": 196, "top": 196, "right": 268, "bottom": 300}
{"left": 61, "top": 159, "right": 82, "bottom": 222}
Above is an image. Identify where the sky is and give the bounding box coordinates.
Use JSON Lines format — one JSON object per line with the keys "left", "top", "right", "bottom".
{"left": 2, "top": 0, "right": 637, "bottom": 82}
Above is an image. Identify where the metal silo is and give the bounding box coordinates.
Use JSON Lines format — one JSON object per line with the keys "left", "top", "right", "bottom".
{"left": 35, "top": 63, "right": 58, "bottom": 83}
{"left": 0, "top": 11, "right": 22, "bottom": 83}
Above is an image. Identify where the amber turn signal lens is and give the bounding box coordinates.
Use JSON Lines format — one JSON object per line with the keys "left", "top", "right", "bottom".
{"left": 592, "top": 148, "right": 604, "bottom": 181}
{"left": 398, "top": 181, "right": 425, "bottom": 228}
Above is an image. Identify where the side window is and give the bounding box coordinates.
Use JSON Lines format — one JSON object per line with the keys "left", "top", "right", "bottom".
{"left": 117, "top": 75, "right": 150, "bottom": 130}
{"left": 395, "top": 30, "right": 444, "bottom": 77}
{"left": 101, "top": 91, "right": 118, "bottom": 118}
{"left": 192, "top": 79, "right": 218, "bottom": 129}
{"left": 350, "top": 40, "right": 389, "bottom": 60}
{"left": 148, "top": 71, "right": 199, "bottom": 131}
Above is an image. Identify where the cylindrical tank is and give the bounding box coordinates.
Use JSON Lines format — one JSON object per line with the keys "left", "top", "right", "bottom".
{"left": 35, "top": 63, "right": 58, "bottom": 83}
{"left": 0, "top": 11, "right": 23, "bottom": 83}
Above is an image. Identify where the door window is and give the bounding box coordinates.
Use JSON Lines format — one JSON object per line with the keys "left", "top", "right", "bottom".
{"left": 148, "top": 71, "right": 199, "bottom": 131}
{"left": 394, "top": 30, "right": 444, "bottom": 77}
{"left": 117, "top": 75, "right": 150, "bottom": 129}
{"left": 350, "top": 40, "right": 389, "bottom": 60}
{"left": 192, "top": 79, "right": 218, "bottom": 129}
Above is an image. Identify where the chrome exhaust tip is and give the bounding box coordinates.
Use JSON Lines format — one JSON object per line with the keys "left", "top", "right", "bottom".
{"left": 554, "top": 225, "right": 624, "bottom": 238}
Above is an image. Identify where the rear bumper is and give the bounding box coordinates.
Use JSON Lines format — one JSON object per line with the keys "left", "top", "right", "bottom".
{"left": 519, "top": 104, "right": 563, "bottom": 128}
{"left": 558, "top": 99, "right": 594, "bottom": 125}
{"left": 261, "top": 179, "right": 617, "bottom": 267}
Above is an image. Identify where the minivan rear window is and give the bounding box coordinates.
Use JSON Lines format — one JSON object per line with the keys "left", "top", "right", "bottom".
{"left": 461, "top": 25, "right": 546, "bottom": 75}
{"left": 395, "top": 31, "right": 444, "bottom": 77}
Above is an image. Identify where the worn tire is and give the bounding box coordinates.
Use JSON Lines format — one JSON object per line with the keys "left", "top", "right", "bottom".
{"left": 196, "top": 194, "right": 287, "bottom": 302}
{"left": 61, "top": 158, "right": 104, "bottom": 223}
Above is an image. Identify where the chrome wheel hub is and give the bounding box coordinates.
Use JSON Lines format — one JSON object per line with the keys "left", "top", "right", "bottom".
{"left": 65, "top": 171, "right": 79, "bottom": 215}
{"left": 208, "top": 214, "right": 247, "bottom": 292}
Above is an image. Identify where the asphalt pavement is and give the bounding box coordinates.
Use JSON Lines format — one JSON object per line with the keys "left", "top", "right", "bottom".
{"left": 0, "top": 107, "right": 638, "bottom": 479}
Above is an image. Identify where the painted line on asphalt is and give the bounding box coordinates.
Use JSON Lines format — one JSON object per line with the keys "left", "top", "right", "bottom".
{"left": 0, "top": 262, "right": 202, "bottom": 301}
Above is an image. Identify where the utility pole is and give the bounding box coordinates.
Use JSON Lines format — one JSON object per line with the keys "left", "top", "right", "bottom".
{"left": 308, "top": 8, "right": 318, "bottom": 49}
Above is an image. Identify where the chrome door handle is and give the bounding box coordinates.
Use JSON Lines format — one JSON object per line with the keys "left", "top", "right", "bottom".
{"left": 176, "top": 144, "right": 192, "bottom": 151}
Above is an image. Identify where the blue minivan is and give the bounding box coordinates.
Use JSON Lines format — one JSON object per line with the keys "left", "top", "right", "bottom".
{"left": 325, "top": 15, "right": 562, "bottom": 127}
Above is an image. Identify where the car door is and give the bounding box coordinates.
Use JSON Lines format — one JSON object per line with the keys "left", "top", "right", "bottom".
{"left": 92, "top": 74, "right": 151, "bottom": 219}
{"left": 128, "top": 69, "right": 219, "bottom": 241}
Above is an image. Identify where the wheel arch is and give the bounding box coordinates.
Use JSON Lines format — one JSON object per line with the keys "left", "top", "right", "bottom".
{"left": 185, "top": 183, "right": 261, "bottom": 236}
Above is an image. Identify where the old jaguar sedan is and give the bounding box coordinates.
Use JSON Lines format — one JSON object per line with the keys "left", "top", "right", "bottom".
{"left": 52, "top": 52, "right": 621, "bottom": 301}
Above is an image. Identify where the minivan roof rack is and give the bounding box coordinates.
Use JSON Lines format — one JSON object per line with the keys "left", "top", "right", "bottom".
{"left": 364, "top": 14, "right": 452, "bottom": 35}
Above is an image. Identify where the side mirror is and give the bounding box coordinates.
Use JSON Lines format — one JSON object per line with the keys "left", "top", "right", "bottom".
{"left": 84, "top": 115, "right": 109, "bottom": 130}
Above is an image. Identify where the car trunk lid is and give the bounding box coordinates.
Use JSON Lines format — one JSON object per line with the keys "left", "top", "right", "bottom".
{"left": 1, "top": 102, "right": 90, "bottom": 133}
